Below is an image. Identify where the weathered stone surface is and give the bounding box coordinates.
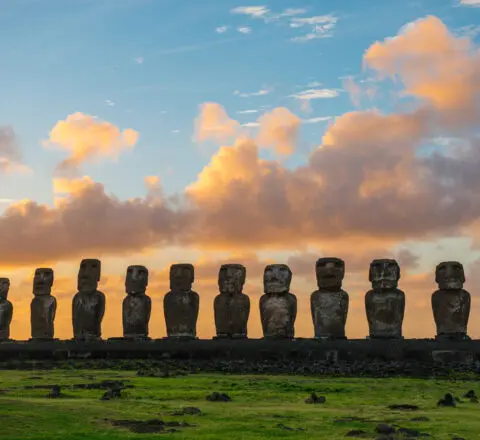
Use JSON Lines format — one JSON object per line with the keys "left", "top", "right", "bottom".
{"left": 432, "top": 261, "right": 470, "bottom": 341}
{"left": 30, "top": 268, "right": 57, "bottom": 339}
{"left": 214, "top": 264, "right": 250, "bottom": 339}
{"left": 260, "top": 264, "right": 297, "bottom": 339}
{"left": 0, "top": 278, "right": 13, "bottom": 341}
{"left": 365, "top": 259, "right": 405, "bottom": 339}
{"left": 72, "top": 259, "right": 105, "bottom": 341}
{"left": 164, "top": 264, "right": 199, "bottom": 339}
{"left": 311, "top": 257, "right": 349, "bottom": 339}
{"left": 123, "top": 265, "right": 151, "bottom": 339}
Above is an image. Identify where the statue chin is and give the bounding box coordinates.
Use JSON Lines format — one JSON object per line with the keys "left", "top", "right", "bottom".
{"left": 265, "top": 284, "right": 288, "bottom": 294}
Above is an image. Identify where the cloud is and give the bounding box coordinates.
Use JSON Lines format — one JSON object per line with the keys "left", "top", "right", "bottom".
{"left": 105, "top": 99, "right": 115, "bottom": 106}
{"left": 46, "top": 113, "right": 139, "bottom": 175}
{"left": 290, "top": 88, "right": 340, "bottom": 100}
{"left": 242, "top": 122, "right": 260, "bottom": 128}
{"left": 302, "top": 116, "right": 332, "bottom": 124}
{"left": 460, "top": 0, "right": 480, "bottom": 6}
{"left": 215, "top": 26, "right": 228, "bottom": 33}
{"left": 234, "top": 89, "right": 270, "bottom": 98}
{"left": 0, "top": 126, "right": 30, "bottom": 175}
{"left": 237, "top": 26, "right": 252, "bottom": 34}
{"left": 134, "top": 56, "right": 144, "bottom": 64}
{"left": 237, "top": 109, "right": 259, "bottom": 114}
{"left": 193, "top": 102, "right": 241, "bottom": 143}
{"left": 290, "top": 14, "right": 338, "bottom": 42}
{"left": 2, "top": 16, "right": 480, "bottom": 268}
{"left": 256, "top": 107, "right": 301, "bottom": 155}
{"left": 231, "top": 6, "right": 270, "bottom": 18}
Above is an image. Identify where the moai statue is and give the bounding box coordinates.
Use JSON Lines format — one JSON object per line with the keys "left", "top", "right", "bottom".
{"left": 365, "top": 259, "right": 405, "bottom": 339}
{"left": 163, "top": 264, "right": 199, "bottom": 339}
{"left": 0, "top": 278, "right": 13, "bottom": 341}
{"left": 311, "top": 258, "right": 349, "bottom": 339}
{"left": 30, "top": 268, "right": 57, "bottom": 340}
{"left": 432, "top": 261, "right": 471, "bottom": 341}
{"left": 123, "top": 265, "right": 151, "bottom": 339}
{"left": 260, "top": 264, "right": 297, "bottom": 339}
{"left": 214, "top": 264, "right": 250, "bottom": 339}
{"left": 72, "top": 259, "right": 105, "bottom": 341}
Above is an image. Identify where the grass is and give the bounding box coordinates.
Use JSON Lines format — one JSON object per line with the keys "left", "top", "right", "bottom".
{"left": 0, "top": 369, "right": 478, "bottom": 439}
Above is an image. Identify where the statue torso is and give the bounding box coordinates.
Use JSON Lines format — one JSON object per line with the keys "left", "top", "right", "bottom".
{"left": 311, "top": 289, "right": 349, "bottom": 338}
{"left": 0, "top": 299, "right": 13, "bottom": 339}
{"left": 31, "top": 296, "right": 57, "bottom": 339}
{"left": 122, "top": 294, "right": 151, "bottom": 337}
{"left": 365, "top": 289, "right": 405, "bottom": 338}
{"left": 72, "top": 290, "right": 105, "bottom": 338}
{"left": 432, "top": 289, "right": 470, "bottom": 335}
{"left": 260, "top": 292, "right": 297, "bottom": 338}
{"left": 164, "top": 290, "right": 199, "bottom": 337}
{"left": 214, "top": 293, "right": 250, "bottom": 337}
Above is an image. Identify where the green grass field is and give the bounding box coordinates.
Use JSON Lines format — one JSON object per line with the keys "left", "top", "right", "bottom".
{"left": 0, "top": 369, "right": 478, "bottom": 439}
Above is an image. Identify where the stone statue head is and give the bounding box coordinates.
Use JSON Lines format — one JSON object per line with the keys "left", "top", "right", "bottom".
{"left": 218, "top": 264, "right": 246, "bottom": 294}
{"left": 125, "top": 265, "right": 149, "bottom": 294}
{"left": 369, "top": 259, "right": 400, "bottom": 290}
{"left": 435, "top": 261, "right": 465, "bottom": 290}
{"left": 264, "top": 264, "right": 292, "bottom": 294}
{"left": 0, "top": 278, "right": 10, "bottom": 300}
{"left": 77, "top": 258, "right": 101, "bottom": 292}
{"left": 170, "top": 263, "right": 194, "bottom": 292}
{"left": 315, "top": 257, "right": 345, "bottom": 290}
{"left": 33, "top": 268, "right": 54, "bottom": 296}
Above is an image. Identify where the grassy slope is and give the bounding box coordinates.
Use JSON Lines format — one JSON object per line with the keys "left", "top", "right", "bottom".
{"left": 0, "top": 370, "right": 478, "bottom": 439}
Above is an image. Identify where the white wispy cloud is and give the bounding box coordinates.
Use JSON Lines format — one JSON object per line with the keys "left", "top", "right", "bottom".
{"left": 234, "top": 89, "right": 270, "bottom": 98}
{"left": 0, "top": 198, "right": 14, "bottom": 204}
{"left": 460, "top": 0, "right": 480, "bottom": 6}
{"left": 231, "top": 6, "right": 270, "bottom": 18}
{"left": 290, "top": 15, "right": 338, "bottom": 41}
{"left": 242, "top": 121, "right": 260, "bottom": 128}
{"left": 171, "top": 129, "right": 180, "bottom": 134}
{"left": 290, "top": 88, "right": 340, "bottom": 100}
{"left": 237, "top": 109, "right": 259, "bottom": 114}
{"left": 105, "top": 99, "right": 115, "bottom": 106}
{"left": 237, "top": 26, "right": 252, "bottom": 34}
{"left": 134, "top": 56, "right": 144, "bottom": 64}
{"left": 457, "top": 24, "right": 480, "bottom": 39}
{"left": 216, "top": 26, "right": 228, "bottom": 33}
{"left": 302, "top": 116, "right": 332, "bottom": 124}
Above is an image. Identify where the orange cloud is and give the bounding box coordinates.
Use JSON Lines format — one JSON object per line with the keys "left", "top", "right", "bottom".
{"left": 46, "top": 112, "right": 139, "bottom": 175}
{"left": 256, "top": 107, "right": 301, "bottom": 155}
{"left": 193, "top": 102, "right": 241, "bottom": 143}
{"left": 364, "top": 16, "right": 480, "bottom": 125}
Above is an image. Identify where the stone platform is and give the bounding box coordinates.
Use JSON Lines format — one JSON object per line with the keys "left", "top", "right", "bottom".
{"left": 0, "top": 338, "right": 479, "bottom": 363}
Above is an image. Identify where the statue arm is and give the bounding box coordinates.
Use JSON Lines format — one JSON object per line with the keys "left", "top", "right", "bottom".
{"left": 146, "top": 296, "right": 152, "bottom": 323}
{"left": 51, "top": 297, "right": 57, "bottom": 323}
{"left": 98, "top": 292, "right": 106, "bottom": 321}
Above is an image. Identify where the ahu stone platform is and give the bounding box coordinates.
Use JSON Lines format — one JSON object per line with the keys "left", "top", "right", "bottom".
{"left": 0, "top": 338, "right": 479, "bottom": 365}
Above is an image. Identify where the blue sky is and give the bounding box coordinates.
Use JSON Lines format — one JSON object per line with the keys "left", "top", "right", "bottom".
{"left": 0, "top": 0, "right": 477, "bottom": 206}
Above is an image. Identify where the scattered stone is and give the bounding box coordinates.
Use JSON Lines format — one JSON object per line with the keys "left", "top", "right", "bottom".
{"left": 46, "top": 385, "right": 62, "bottom": 398}
{"left": 345, "top": 430, "right": 368, "bottom": 438}
{"left": 463, "top": 390, "right": 476, "bottom": 398}
{"left": 276, "top": 423, "right": 305, "bottom": 431}
{"left": 437, "top": 393, "right": 456, "bottom": 407}
{"left": 470, "top": 396, "right": 479, "bottom": 403}
{"left": 451, "top": 437, "right": 466, "bottom": 440}
{"left": 388, "top": 404, "right": 419, "bottom": 410}
{"left": 375, "top": 424, "right": 395, "bottom": 435}
{"left": 206, "top": 392, "right": 231, "bottom": 402}
{"left": 305, "top": 392, "right": 326, "bottom": 404}
{"left": 101, "top": 388, "right": 122, "bottom": 401}
{"left": 170, "top": 407, "right": 202, "bottom": 416}
{"left": 411, "top": 417, "right": 430, "bottom": 422}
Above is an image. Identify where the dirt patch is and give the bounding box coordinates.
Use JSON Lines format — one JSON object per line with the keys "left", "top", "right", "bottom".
{"left": 108, "top": 419, "right": 195, "bottom": 434}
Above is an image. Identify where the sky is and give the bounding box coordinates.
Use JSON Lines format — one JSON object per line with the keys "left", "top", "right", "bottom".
{"left": 1, "top": 0, "right": 480, "bottom": 340}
